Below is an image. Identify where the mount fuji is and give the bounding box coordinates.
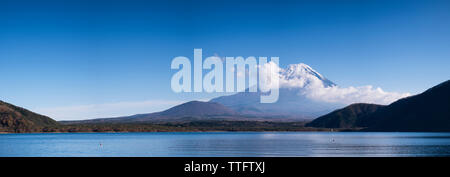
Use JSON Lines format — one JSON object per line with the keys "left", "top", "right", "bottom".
{"left": 61, "top": 63, "right": 410, "bottom": 123}
{"left": 210, "top": 63, "right": 344, "bottom": 120}
{"left": 69, "top": 63, "right": 346, "bottom": 123}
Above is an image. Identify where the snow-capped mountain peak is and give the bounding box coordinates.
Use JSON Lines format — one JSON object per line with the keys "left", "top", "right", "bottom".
{"left": 280, "top": 63, "right": 336, "bottom": 87}
{"left": 284, "top": 63, "right": 325, "bottom": 80}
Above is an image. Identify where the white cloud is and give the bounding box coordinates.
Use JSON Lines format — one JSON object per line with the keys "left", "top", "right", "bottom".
{"left": 33, "top": 100, "right": 185, "bottom": 121}
{"left": 300, "top": 84, "right": 411, "bottom": 105}
{"left": 262, "top": 62, "right": 411, "bottom": 105}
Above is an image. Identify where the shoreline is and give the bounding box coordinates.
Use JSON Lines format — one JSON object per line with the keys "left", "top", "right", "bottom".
{"left": 4, "top": 130, "right": 450, "bottom": 134}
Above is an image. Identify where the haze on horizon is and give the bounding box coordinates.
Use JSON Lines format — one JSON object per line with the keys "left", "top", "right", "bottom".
{"left": 1, "top": 0, "right": 449, "bottom": 120}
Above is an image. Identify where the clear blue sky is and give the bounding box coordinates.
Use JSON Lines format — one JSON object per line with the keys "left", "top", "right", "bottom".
{"left": 1, "top": 0, "right": 449, "bottom": 120}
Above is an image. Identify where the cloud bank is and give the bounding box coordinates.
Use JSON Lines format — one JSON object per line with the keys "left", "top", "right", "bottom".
{"left": 261, "top": 62, "right": 411, "bottom": 105}
{"left": 300, "top": 83, "right": 411, "bottom": 105}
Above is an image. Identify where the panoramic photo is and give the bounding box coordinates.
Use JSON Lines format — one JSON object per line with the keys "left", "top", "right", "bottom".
{"left": 1, "top": 0, "right": 450, "bottom": 163}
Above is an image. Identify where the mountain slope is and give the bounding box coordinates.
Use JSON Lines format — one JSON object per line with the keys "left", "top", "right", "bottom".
{"left": 361, "top": 80, "right": 450, "bottom": 131}
{"left": 210, "top": 63, "right": 343, "bottom": 119}
{"left": 155, "top": 101, "right": 236, "bottom": 117}
{"left": 120, "top": 101, "right": 237, "bottom": 122}
{"left": 65, "top": 101, "right": 238, "bottom": 123}
{"left": 305, "top": 103, "right": 385, "bottom": 128}
{"left": 306, "top": 80, "right": 450, "bottom": 132}
{"left": 0, "top": 100, "right": 58, "bottom": 132}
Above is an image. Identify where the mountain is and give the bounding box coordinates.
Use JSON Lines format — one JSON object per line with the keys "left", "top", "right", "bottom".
{"left": 152, "top": 101, "right": 236, "bottom": 117}
{"left": 361, "top": 80, "right": 450, "bottom": 132}
{"left": 305, "top": 103, "right": 385, "bottom": 128}
{"left": 65, "top": 101, "right": 238, "bottom": 123}
{"left": 67, "top": 63, "right": 341, "bottom": 123}
{"left": 281, "top": 63, "right": 336, "bottom": 87}
{"left": 306, "top": 80, "right": 450, "bottom": 132}
{"left": 210, "top": 63, "right": 343, "bottom": 119}
{"left": 0, "top": 100, "right": 58, "bottom": 132}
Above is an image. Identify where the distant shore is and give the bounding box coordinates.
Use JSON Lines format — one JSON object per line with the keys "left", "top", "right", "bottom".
{"left": 0, "top": 129, "right": 358, "bottom": 134}
{"left": 1, "top": 120, "right": 361, "bottom": 133}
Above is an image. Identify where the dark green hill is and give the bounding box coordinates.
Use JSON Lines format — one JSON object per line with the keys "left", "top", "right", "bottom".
{"left": 361, "top": 80, "right": 450, "bottom": 132}
{"left": 0, "top": 100, "right": 58, "bottom": 133}
{"left": 305, "top": 103, "right": 384, "bottom": 128}
{"left": 307, "top": 80, "right": 450, "bottom": 132}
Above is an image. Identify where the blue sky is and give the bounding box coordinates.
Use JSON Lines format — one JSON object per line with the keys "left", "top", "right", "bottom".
{"left": 1, "top": 0, "right": 449, "bottom": 120}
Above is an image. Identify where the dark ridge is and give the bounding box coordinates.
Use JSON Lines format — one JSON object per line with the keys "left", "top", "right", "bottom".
{"left": 0, "top": 100, "right": 58, "bottom": 133}
{"left": 305, "top": 103, "right": 385, "bottom": 128}
{"left": 306, "top": 80, "right": 450, "bottom": 132}
{"left": 361, "top": 80, "right": 450, "bottom": 132}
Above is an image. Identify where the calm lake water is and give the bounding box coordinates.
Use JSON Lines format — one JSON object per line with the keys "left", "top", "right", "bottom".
{"left": 1, "top": 132, "right": 450, "bottom": 157}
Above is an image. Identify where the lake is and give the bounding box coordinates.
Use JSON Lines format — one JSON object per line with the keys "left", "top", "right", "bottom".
{"left": 1, "top": 132, "right": 450, "bottom": 157}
